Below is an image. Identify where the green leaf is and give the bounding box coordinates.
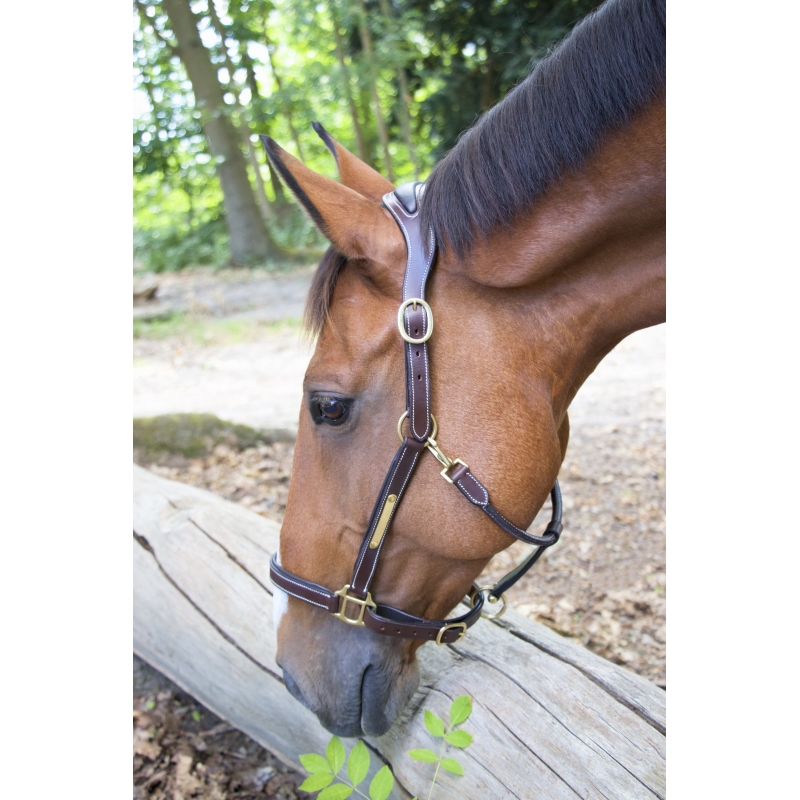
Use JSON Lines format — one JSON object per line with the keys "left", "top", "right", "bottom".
{"left": 299, "top": 753, "right": 332, "bottom": 774}
{"left": 407, "top": 748, "right": 439, "bottom": 763}
{"left": 449, "top": 695, "right": 472, "bottom": 726}
{"left": 347, "top": 740, "right": 370, "bottom": 787}
{"left": 317, "top": 785, "right": 353, "bottom": 800}
{"left": 444, "top": 730, "right": 474, "bottom": 748}
{"left": 368, "top": 765, "right": 394, "bottom": 800}
{"left": 326, "top": 736, "right": 346, "bottom": 774}
{"left": 440, "top": 757, "right": 464, "bottom": 776}
{"left": 424, "top": 709, "right": 446, "bottom": 738}
{"left": 299, "top": 773, "right": 334, "bottom": 792}
{"left": 191, "top": 710, "right": 201, "bottom": 722}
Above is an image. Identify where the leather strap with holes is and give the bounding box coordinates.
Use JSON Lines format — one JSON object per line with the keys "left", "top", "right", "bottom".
{"left": 268, "top": 182, "right": 564, "bottom": 643}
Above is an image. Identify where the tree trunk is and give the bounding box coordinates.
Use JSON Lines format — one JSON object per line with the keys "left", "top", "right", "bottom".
{"left": 240, "top": 46, "right": 286, "bottom": 204}
{"left": 377, "top": 0, "right": 419, "bottom": 179}
{"left": 355, "top": 0, "right": 395, "bottom": 183}
{"left": 358, "top": 84, "right": 378, "bottom": 167}
{"left": 207, "top": 0, "right": 273, "bottom": 222}
{"left": 162, "top": 0, "right": 278, "bottom": 265}
{"left": 134, "top": 464, "right": 666, "bottom": 800}
{"left": 328, "top": 0, "right": 369, "bottom": 164}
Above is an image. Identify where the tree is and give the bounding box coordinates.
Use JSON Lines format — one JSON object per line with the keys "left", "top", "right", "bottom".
{"left": 354, "top": 0, "right": 394, "bottom": 182}
{"left": 407, "top": 0, "right": 604, "bottom": 157}
{"left": 160, "top": 0, "right": 280, "bottom": 264}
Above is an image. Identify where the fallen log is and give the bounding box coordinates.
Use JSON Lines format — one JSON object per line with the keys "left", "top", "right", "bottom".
{"left": 133, "top": 464, "right": 666, "bottom": 799}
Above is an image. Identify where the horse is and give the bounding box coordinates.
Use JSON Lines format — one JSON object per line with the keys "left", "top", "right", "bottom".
{"left": 260, "top": 0, "right": 665, "bottom": 738}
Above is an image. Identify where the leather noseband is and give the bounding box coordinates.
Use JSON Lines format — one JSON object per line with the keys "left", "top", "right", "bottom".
{"left": 269, "top": 182, "right": 563, "bottom": 645}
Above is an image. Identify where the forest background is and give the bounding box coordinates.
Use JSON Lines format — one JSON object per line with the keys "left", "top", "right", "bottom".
{"left": 134, "top": 0, "right": 603, "bottom": 270}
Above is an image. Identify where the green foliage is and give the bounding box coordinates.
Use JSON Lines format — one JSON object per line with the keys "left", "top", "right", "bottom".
{"left": 407, "top": 695, "right": 473, "bottom": 800}
{"left": 408, "top": 749, "right": 438, "bottom": 763}
{"left": 134, "top": 0, "right": 601, "bottom": 270}
{"left": 133, "top": 211, "right": 230, "bottom": 272}
{"left": 327, "top": 736, "right": 346, "bottom": 774}
{"left": 423, "top": 710, "right": 445, "bottom": 738}
{"left": 301, "top": 773, "right": 335, "bottom": 792}
{"left": 439, "top": 758, "right": 463, "bottom": 776}
{"left": 293, "top": 695, "right": 473, "bottom": 800}
{"left": 298, "top": 736, "right": 395, "bottom": 800}
{"left": 347, "top": 741, "right": 370, "bottom": 786}
{"left": 368, "top": 767, "right": 394, "bottom": 800}
{"left": 448, "top": 695, "right": 472, "bottom": 726}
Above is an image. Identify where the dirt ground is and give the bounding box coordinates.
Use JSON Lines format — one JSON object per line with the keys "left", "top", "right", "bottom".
{"left": 133, "top": 267, "right": 665, "bottom": 797}
{"left": 133, "top": 656, "right": 312, "bottom": 800}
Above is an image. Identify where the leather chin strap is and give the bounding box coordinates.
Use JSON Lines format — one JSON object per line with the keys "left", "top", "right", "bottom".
{"left": 269, "top": 182, "right": 563, "bottom": 645}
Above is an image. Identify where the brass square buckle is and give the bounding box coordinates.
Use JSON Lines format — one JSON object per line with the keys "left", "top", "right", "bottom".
{"left": 441, "top": 458, "right": 468, "bottom": 484}
{"left": 435, "top": 621, "right": 467, "bottom": 646}
{"left": 333, "top": 585, "right": 376, "bottom": 627}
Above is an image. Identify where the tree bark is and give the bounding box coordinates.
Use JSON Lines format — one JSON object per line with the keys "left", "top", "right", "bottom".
{"left": 355, "top": 0, "right": 395, "bottom": 183}
{"left": 377, "top": 0, "right": 419, "bottom": 179}
{"left": 133, "top": 464, "right": 667, "bottom": 800}
{"left": 328, "top": 0, "right": 369, "bottom": 164}
{"left": 162, "top": 0, "right": 278, "bottom": 265}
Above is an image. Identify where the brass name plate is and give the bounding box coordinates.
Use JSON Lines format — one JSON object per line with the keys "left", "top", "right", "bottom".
{"left": 369, "top": 494, "right": 397, "bottom": 549}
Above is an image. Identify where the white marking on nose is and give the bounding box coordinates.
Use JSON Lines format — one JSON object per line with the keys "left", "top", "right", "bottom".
{"left": 272, "top": 551, "right": 289, "bottom": 639}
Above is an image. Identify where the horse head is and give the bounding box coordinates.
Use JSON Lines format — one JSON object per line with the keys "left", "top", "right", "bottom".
{"left": 261, "top": 0, "right": 665, "bottom": 738}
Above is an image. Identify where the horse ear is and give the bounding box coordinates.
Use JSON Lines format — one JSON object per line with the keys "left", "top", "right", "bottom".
{"left": 260, "top": 136, "right": 404, "bottom": 269}
{"left": 312, "top": 122, "right": 395, "bottom": 203}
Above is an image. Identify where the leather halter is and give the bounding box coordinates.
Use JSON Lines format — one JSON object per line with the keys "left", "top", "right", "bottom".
{"left": 269, "top": 182, "right": 564, "bottom": 645}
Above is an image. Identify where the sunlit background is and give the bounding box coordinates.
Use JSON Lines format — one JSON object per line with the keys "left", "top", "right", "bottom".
{"left": 133, "top": 0, "right": 602, "bottom": 271}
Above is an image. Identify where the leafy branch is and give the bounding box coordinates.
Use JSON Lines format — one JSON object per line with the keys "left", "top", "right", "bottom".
{"left": 407, "top": 695, "right": 473, "bottom": 800}
{"left": 297, "top": 695, "right": 473, "bottom": 800}
{"left": 298, "top": 737, "right": 393, "bottom": 800}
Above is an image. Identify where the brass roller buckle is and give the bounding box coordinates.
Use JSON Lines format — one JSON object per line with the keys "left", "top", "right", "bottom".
{"left": 397, "top": 298, "right": 433, "bottom": 344}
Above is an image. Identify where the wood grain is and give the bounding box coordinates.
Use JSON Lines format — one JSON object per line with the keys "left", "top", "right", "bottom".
{"left": 133, "top": 464, "right": 665, "bottom": 799}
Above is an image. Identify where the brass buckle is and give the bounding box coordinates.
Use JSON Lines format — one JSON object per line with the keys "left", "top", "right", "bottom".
{"left": 397, "top": 298, "right": 434, "bottom": 344}
{"left": 471, "top": 586, "right": 508, "bottom": 620}
{"left": 333, "top": 585, "right": 376, "bottom": 627}
{"left": 396, "top": 412, "right": 466, "bottom": 483}
{"left": 435, "top": 621, "right": 467, "bottom": 645}
{"left": 425, "top": 436, "right": 467, "bottom": 484}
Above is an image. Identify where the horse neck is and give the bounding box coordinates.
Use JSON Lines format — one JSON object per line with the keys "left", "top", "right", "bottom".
{"left": 440, "top": 99, "right": 666, "bottom": 420}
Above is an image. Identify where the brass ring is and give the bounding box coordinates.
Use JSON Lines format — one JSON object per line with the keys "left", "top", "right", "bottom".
{"left": 397, "top": 411, "right": 437, "bottom": 443}
{"left": 397, "top": 298, "right": 433, "bottom": 344}
{"left": 471, "top": 586, "right": 508, "bottom": 620}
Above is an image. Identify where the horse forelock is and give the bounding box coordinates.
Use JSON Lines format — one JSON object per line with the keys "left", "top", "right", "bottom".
{"left": 304, "top": 247, "right": 348, "bottom": 338}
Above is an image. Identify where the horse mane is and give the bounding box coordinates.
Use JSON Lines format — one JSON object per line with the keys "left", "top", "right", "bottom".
{"left": 305, "top": 0, "right": 665, "bottom": 335}
{"left": 421, "top": 0, "right": 666, "bottom": 257}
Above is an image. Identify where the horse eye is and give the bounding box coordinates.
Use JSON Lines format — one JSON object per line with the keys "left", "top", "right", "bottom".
{"left": 318, "top": 397, "right": 347, "bottom": 421}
